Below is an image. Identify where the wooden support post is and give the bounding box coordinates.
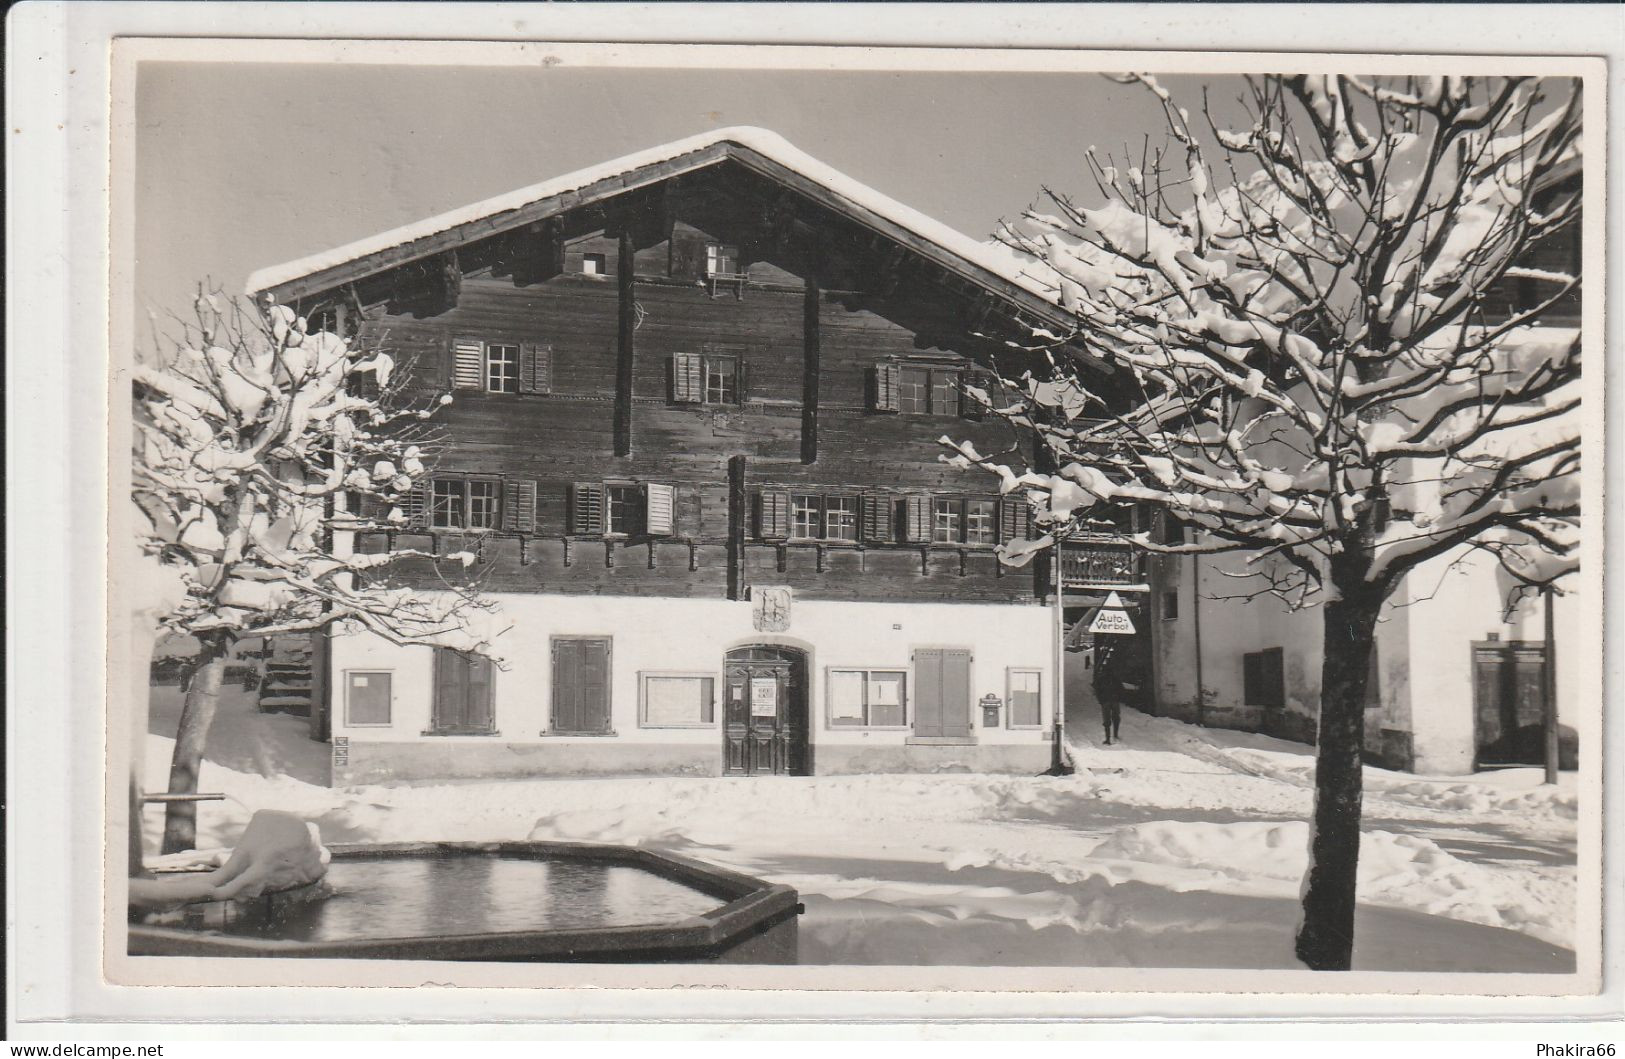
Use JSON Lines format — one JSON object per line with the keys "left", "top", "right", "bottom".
{"left": 614, "top": 230, "right": 636, "bottom": 457}
{"left": 435, "top": 250, "right": 462, "bottom": 312}
{"left": 801, "top": 258, "right": 821, "bottom": 464}
{"left": 727, "top": 456, "right": 747, "bottom": 601}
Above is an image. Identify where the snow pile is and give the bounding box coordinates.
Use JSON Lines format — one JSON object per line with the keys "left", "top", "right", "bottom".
{"left": 204, "top": 809, "right": 331, "bottom": 901}
{"left": 143, "top": 694, "right": 1577, "bottom": 969}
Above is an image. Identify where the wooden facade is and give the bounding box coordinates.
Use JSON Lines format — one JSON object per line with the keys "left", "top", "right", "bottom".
{"left": 255, "top": 130, "right": 1122, "bottom": 782}
{"left": 282, "top": 157, "right": 1121, "bottom": 609}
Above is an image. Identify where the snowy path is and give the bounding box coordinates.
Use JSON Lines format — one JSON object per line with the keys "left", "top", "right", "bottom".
{"left": 143, "top": 696, "right": 1576, "bottom": 971}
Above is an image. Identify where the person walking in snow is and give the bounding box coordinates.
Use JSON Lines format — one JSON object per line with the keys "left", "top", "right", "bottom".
{"left": 1093, "top": 641, "right": 1124, "bottom": 745}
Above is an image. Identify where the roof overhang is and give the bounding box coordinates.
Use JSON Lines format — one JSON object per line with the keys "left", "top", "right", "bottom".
{"left": 246, "top": 127, "right": 1085, "bottom": 337}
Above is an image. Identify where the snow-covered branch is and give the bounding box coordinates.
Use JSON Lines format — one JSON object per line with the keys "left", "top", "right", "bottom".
{"left": 972, "top": 74, "right": 1582, "bottom": 608}
{"left": 133, "top": 288, "right": 499, "bottom": 658}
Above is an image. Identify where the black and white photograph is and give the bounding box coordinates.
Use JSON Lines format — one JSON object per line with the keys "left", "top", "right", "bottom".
{"left": 7, "top": 5, "right": 1619, "bottom": 1037}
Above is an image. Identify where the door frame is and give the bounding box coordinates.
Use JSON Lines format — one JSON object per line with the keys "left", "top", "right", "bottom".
{"left": 722, "top": 643, "right": 810, "bottom": 776}
{"left": 1471, "top": 638, "right": 1547, "bottom": 767}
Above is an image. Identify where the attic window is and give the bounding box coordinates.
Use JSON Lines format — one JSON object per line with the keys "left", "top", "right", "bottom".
{"left": 581, "top": 253, "right": 606, "bottom": 277}
{"left": 705, "top": 244, "right": 739, "bottom": 277}
{"left": 706, "top": 243, "right": 746, "bottom": 298}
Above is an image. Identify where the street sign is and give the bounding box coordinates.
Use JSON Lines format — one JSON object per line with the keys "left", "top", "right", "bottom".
{"left": 1089, "top": 590, "right": 1137, "bottom": 635}
{"left": 1089, "top": 609, "right": 1137, "bottom": 634}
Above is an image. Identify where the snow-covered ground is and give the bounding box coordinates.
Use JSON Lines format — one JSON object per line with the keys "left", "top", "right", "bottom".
{"left": 143, "top": 686, "right": 1576, "bottom": 971}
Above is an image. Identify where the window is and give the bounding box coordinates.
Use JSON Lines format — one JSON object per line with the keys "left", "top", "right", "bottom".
{"left": 779, "top": 492, "right": 860, "bottom": 541}
{"left": 876, "top": 363, "right": 962, "bottom": 415}
{"left": 705, "top": 355, "right": 739, "bottom": 404}
{"left": 1243, "top": 647, "right": 1285, "bottom": 708}
{"left": 825, "top": 496, "right": 859, "bottom": 542}
{"left": 828, "top": 668, "right": 907, "bottom": 727}
{"left": 605, "top": 483, "right": 638, "bottom": 536}
{"left": 430, "top": 650, "right": 495, "bottom": 734}
{"left": 1162, "top": 591, "right": 1180, "bottom": 621}
{"left": 344, "top": 670, "right": 392, "bottom": 727}
{"left": 450, "top": 337, "right": 551, "bottom": 394}
{"left": 430, "top": 477, "right": 500, "bottom": 531}
{"left": 1160, "top": 511, "right": 1188, "bottom": 546}
{"left": 671, "top": 352, "right": 747, "bottom": 405}
{"left": 1007, "top": 668, "right": 1042, "bottom": 728}
{"left": 965, "top": 499, "right": 996, "bottom": 545}
{"left": 485, "top": 342, "right": 520, "bottom": 393}
{"left": 931, "top": 497, "right": 999, "bottom": 545}
{"left": 550, "top": 637, "right": 612, "bottom": 735}
{"left": 571, "top": 481, "right": 676, "bottom": 536}
{"left": 639, "top": 672, "right": 716, "bottom": 728}
{"left": 705, "top": 243, "right": 739, "bottom": 277}
{"left": 792, "top": 494, "right": 823, "bottom": 540}
{"left": 581, "top": 253, "right": 606, "bottom": 276}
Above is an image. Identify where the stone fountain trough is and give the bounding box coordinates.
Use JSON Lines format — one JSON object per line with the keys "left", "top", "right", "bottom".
{"left": 130, "top": 839, "right": 801, "bottom": 964}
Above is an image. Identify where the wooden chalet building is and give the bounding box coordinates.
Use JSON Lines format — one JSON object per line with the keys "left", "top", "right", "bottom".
{"left": 247, "top": 127, "right": 1133, "bottom": 784}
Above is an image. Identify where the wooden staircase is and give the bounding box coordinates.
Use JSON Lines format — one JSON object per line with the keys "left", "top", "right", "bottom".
{"left": 257, "top": 636, "right": 314, "bottom": 716}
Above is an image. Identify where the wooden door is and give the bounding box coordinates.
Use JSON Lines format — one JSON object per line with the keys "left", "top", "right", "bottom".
{"left": 913, "top": 648, "right": 972, "bottom": 739}
{"left": 722, "top": 648, "right": 807, "bottom": 775}
{"left": 1473, "top": 642, "right": 1546, "bottom": 765}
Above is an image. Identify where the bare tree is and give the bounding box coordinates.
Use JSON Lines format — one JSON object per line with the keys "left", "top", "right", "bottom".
{"left": 948, "top": 74, "right": 1582, "bottom": 969}
{"left": 134, "top": 291, "right": 499, "bottom": 854}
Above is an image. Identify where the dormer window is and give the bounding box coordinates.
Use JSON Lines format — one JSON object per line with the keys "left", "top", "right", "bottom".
{"left": 705, "top": 244, "right": 739, "bottom": 277}
{"left": 705, "top": 243, "right": 746, "bottom": 298}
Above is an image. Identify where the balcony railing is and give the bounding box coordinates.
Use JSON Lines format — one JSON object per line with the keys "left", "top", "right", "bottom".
{"left": 1059, "top": 538, "right": 1140, "bottom": 587}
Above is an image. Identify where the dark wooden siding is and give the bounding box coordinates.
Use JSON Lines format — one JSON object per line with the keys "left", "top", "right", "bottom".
{"left": 350, "top": 171, "right": 1049, "bottom": 605}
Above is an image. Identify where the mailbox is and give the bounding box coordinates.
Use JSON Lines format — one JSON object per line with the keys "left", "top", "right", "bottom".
{"left": 980, "top": 693, "right": 1002, "bottom": 728}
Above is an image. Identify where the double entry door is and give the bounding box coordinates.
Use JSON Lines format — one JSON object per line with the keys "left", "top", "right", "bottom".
{"left": 723, "top": 647, "right": 808, "bottom": 776}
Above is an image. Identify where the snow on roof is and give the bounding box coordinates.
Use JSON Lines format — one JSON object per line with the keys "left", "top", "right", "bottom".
{"left": 245, "top": 126, "right": 1060, "bottom": 308}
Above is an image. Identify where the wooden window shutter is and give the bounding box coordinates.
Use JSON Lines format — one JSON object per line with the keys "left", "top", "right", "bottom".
{"left": 872, "top": 363, "right": 901, "bottom": 412}
{"left": 401, "top": 482, "right": 429, "bottom": 530}
{"left": 940, "top": 648, "right": 973, "bottom": 738}
{"left": 999, "top": 496, "right": 1031, "bottom": 543}
{"left": 450, "top": 337, "right": 484, "bottom": 390}
{"left": 759, "top": 490, "right": 791, "bottom": 540}
{"left": 861, "top": 494, "right": 895, "bottom": 543}
{"left": 644, "top": 483, "right": 675, "bottom": 536}
{"left": 903, "top": 494, "right": 932, "bottom": 543}
{"left": 581, "top": 639, "right": 612, "bottom": 733}
{"left": 671, "top": 352, "right": 703, "bottom": 403}
{"left": 571, "top": 482, "right": 605, "bottom": 535}
{"left": 503, "top": 480, "right": 537, "bottom": 534}
{"left": 520, "top": 344, "right": 552, "bottom": 394}
{"left": 735, "top": 358, "right": 750, "bottom": 403}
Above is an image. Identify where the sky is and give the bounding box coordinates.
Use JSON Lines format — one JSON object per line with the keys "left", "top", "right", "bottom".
{"left": 131, "top": 60, "right": 1226, "bottom": 336}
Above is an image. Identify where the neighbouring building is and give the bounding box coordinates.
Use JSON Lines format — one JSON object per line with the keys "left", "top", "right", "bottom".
{"left": 246, "top": 127, "right": 1144, "bottom": 785}
{"left": 1137, "top": 165, "right": 1584, "bottom": 776}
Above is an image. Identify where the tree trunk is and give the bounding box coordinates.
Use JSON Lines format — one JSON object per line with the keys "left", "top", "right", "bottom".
{"left": 1295, "top": 554, "right": 1381, "bottom": 971}
{"left": 161, "top": 633, "right": 231, "bottom": 854}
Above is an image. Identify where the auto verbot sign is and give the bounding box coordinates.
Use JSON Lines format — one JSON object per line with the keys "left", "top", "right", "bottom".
{"left": 1089, "top": 591, "right": 1137, "bottom": 635}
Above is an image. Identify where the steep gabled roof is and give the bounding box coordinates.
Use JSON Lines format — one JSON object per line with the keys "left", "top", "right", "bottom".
{"left": 245, "top": 126, "right": 1071, "bottom": 326}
